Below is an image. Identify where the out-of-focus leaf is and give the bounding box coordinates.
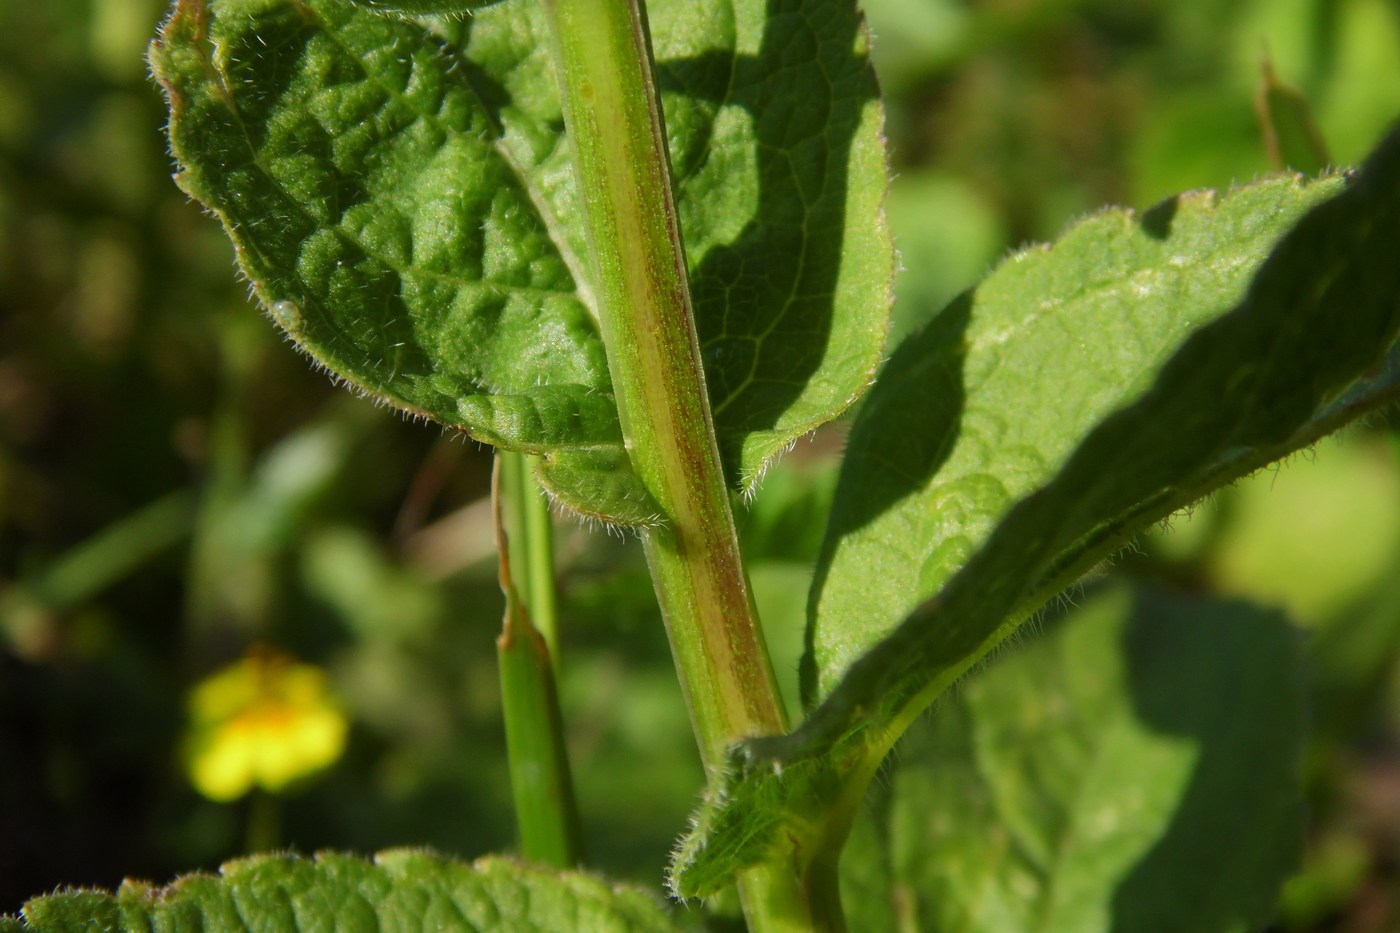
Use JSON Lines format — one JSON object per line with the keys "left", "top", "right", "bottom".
{"left": 1256, "top": 57, "right": 1330, "bottom": 176}
{"left": 1313, "top": 0, "right": 1400, "bottom": 165}
{"left": 736, "top": 457, "right": 839, "bottom": 564}
{"left": 1130, "top": 93, "right": 1267, "bottom": 225}
{"left": 844, "top": 583, "right": 1304, "bottom": 932}
{"left": 1208, "top": 433, "right": 1400, "bottom": 625}
{"left": 0, "top": 490, "right": 195, "bottom": 653}
{"left": 1231, "top": 0, "right": 1400, "bottom": 169}
{"left": 885, "top": 170, "right": 1005, "bottom": 342}
{"left": 1276, "top": 832, "right": 1372, "bottom": 931}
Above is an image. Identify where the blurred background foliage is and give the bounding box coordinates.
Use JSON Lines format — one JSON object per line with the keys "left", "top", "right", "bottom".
{"left": 0, "top": 0, "right": 1398, "bottom": 927}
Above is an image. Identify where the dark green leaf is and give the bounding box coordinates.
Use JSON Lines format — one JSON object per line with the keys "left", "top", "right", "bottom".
{"left": 149, "top": 0, "right": 891, "bottom": 515}
{"left": 150, "top": 0, "right": 611, "bottom": 442}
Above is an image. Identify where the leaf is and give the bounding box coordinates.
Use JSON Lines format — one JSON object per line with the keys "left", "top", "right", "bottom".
{"left": 149, "top": 0, "right": 890, "bottom": 514}
{"left": 842, "top": 583, "right": 1305, "bottom": 932}
{"left": 806, "top": 177, "right": 1347, "bottom": 707}
{"left": 1255, "top": 55, "right": 1329, "bottom": 176}
{"left": 670, "top": 125, "right": 1400, "bottom": 897}
{"left": 535, "top": 447, "right": 665, "bottom": 528}
{"left": 12, "top": 850, "right": 681, "bottom": 932}
{"left": 652, "top": 0, "right": 892, "bottom": 490}
{"left": 149, "top": 0, "right": 622, "bottom": 531}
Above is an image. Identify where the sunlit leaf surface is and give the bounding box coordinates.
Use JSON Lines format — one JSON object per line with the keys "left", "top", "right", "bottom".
{"left": 149, "top": 0, "right": 890, "bottom": 514}
{"left": 672, "top": 127, "right": 1400, "bottom": 897}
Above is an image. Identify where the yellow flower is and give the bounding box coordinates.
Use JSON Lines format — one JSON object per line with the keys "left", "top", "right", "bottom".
{"left": 184, "top": 648, "right": 348, "bottom": 802}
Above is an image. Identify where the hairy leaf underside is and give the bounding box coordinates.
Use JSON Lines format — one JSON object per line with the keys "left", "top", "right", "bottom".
{"left": 148, "top": 0, "right": 891, "bottom": 522}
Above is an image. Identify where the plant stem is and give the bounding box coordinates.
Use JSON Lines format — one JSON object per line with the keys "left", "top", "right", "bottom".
{"left": 540, "top": 0, "right": 786, "bottom": 772}
{"left": 495, "top": 451, "right": 583, "bottom": 867}
{"left": 244, "top": 790, "right": 281, "bottom": 854}
{"left": 500, "top": 451, "right": 561, "bottom": 664}
{"left": 539, "top": 0, "right": 825, "bottom": 927}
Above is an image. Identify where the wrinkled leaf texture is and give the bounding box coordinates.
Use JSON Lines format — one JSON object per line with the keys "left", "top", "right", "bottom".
{"left": 672, "top": 125, "right": 1400, "bottom": 897}
{"left": 7, "top": 850, "right": 680, "bottom": 932}
{"left": 148, "top": 0, "right": 890, "bottom": 522}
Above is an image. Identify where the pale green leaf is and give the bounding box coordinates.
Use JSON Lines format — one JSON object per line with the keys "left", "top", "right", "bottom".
{"left": 844, "top": 584, "right": 1304, "bottom": 932}
{"left": 149, "top": 0, "right": 890, "bottom": 517}
{"left": 13, "top": 850, "right": 681, "bottom": 932}
{"left": 806, "top": 177, "right": 1345, "bottom": 706}
{"left": 671, "top": 126, "right": 1400, "bottom": 897}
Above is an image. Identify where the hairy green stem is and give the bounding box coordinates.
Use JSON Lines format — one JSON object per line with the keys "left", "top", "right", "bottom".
{"left": 495, "top": 452, "right": 583, "bottom": 867}
{"left": 539, "top": 0, "right": 826, "bottom": 927}
{"left": 540, "top": 0, "right": 784, "bottom": 770}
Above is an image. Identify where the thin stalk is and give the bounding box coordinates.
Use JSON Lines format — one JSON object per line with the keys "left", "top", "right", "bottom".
{"left": 500, "top": 452, "right": 561, "bottom": 664}
{"left": 539, "top": 0, "right": 786, "bottom": 775}
{"left": 539, "top": 1, "right": 825, "bottom": 928}
{"left": 244, "top": 790, "right": 281, "bottom": 854}
{"left": 494, "top": 452, "right": 583, "bottom": 866}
